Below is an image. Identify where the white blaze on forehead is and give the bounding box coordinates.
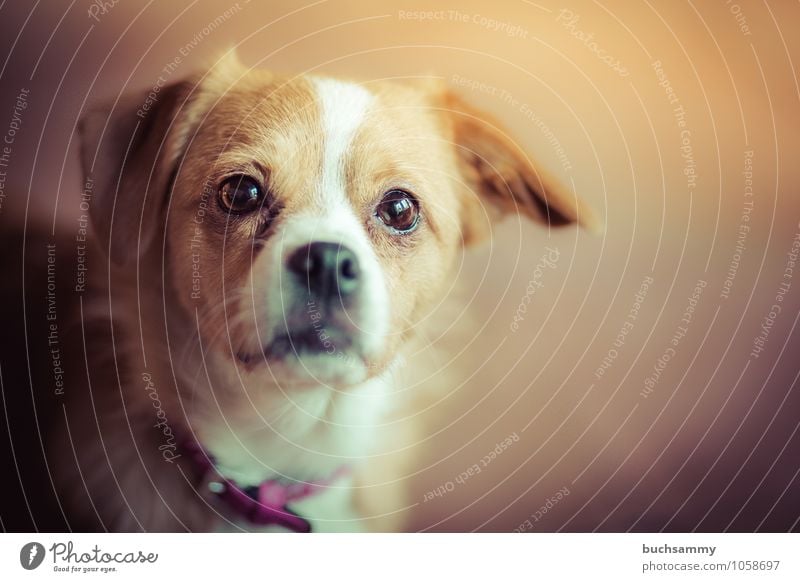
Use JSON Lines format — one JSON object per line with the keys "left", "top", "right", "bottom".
{"left": 312, "top": 77, "right": 373, "bottom": 204}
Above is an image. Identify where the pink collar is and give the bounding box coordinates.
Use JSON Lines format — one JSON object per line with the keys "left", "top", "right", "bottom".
{"left": 182, "top": 439, "right": 348, "bottom": 532}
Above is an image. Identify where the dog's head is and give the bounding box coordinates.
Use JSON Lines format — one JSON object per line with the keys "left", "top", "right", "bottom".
{"left": 79, "top": 54, "right": 596, "bottom": 480}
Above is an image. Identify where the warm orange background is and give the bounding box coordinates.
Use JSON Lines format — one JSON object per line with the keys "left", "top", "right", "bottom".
{"left": 0, "top": 0, "right": 798, "bottom": 531}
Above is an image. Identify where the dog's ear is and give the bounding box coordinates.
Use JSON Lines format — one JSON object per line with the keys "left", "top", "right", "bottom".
{"left": 439, "top": 90, "right": 601, "bottom": 245}
{"left": 78, "top": 80, "right": 193, "bottom": 265}
{"left": 78, "top": 51, "right": 247, "bottom": 265}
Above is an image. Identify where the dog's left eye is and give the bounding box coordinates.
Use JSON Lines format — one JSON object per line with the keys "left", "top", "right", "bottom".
{"left": 218, "top": 175, "right": 265, "bottom": 214}
{"left": 375, "top": 189, "right": 420, "bottom": 233}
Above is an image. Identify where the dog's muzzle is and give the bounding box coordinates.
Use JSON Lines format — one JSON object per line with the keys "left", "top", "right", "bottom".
{"left": 239, "top": 235, "right": 384, "bottom": 375}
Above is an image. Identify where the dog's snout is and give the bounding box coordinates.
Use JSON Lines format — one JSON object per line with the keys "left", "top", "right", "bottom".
{"left": 287, "top": 242, "right": 360, "bottom": 300}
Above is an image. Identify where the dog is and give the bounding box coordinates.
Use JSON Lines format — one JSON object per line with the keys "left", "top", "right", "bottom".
{"left": 51, "top": 52, "right": 598, "bottom": 532}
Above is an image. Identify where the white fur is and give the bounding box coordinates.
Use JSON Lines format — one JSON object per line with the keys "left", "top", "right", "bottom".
{"left": 312, "top": 77, "right": 373, "bottom": 206}
{"left": 200, "top": 369, "right": 394, "bottom": 486}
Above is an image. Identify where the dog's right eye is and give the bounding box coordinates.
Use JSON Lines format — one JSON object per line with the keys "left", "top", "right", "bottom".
{"left": 218, "top": 175, "right": 265, "bottom": 214}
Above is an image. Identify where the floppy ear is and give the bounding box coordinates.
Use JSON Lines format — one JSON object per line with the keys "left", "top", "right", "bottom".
{"left": 441, "top": 91, "right": 601, "bottom": 244}
{"left": 78, "top": 80, "right": 192, "bottom": 265}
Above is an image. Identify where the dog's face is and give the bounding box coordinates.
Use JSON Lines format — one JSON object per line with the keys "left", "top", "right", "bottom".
{"left": 166, "top": 71, "right": 467, "bottom": 388}
{"left": 80, "top": 54, "right": 596, "bottom": 481}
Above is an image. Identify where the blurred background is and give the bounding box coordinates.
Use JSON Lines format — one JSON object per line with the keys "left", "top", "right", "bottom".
{"left": 0, "top": 0, "right": 798, "bottom": 532}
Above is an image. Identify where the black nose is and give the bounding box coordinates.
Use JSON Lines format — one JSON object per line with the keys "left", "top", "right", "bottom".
{"left": 287, "top": 242, "right": 360, "bottom": 300}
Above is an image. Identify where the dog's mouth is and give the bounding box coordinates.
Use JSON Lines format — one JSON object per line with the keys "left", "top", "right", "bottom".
{"left": 236, "top": 325, "right": 359, "bottom": 368}
{"left": 268, "top": 326, "right": 354, "bottom": 358}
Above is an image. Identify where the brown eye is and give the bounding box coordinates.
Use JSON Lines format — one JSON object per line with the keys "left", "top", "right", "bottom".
{"left": 375, "top": 189, "right": 420, "bottom": 233}
{"left": 218, "top": 175, "right": 265, "bottom": 214}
